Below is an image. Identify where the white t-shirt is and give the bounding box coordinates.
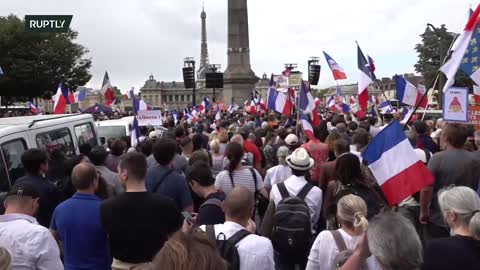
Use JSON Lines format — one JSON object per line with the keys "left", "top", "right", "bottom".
{"left": 264, "top": 164, "right": 292, "bottom": 189}
{"left": 200, "top": 222, "right": 274, "bottom": 270}
{"left": 306, "top": 229, "right": 382, "bottom": 270}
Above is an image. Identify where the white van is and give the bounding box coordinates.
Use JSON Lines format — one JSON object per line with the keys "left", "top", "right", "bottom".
{"left": 0, "top": 114, "right": 99, "bottom": 190}
{"left": 96, "top": 116, "right": 133, "bottom": 145}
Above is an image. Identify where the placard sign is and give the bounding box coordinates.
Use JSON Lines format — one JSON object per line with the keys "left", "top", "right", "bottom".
{"left": 137, "top": 110, "right": 163, "bottom": 126}
{"left": 443, "top": 87, "right": 469, "bottom": 123}
{"left": 468, "top": 105, "right": 480, "bottom": 129}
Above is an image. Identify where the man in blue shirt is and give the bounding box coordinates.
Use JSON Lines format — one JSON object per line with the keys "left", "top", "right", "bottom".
{"left": 145, "top": 138, "right": 193, "bottom": 212}
{"left": 50, "top": 162, "right": 111, "bottom": 270}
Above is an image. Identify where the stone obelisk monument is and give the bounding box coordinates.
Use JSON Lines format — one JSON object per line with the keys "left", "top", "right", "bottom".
{"left": 223, "top": 0, "right": 258, "bottom": 104}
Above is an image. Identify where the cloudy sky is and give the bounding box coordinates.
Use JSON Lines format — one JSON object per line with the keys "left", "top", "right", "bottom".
{"left": 1, "top": 0, "right": 476, "bottom": 92}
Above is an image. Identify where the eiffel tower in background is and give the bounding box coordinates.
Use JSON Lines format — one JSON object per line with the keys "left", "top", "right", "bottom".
{"left": 197, "top": 3, "right": 210, "bottom": 81}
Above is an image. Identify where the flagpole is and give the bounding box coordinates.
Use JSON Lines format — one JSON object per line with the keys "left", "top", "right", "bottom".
{"left": 405, "top": 33, "right": 459, "bottom": 127}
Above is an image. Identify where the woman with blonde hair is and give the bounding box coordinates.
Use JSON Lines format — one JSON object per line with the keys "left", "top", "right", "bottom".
{"left": 151, "top": 231, "right": 226, "bottom": 270}
{"left": 210, "top": 139, "right": 224, "bottom": 177}
{"left": 217, "top": 130, "right": 229, "bottom": 156}
{"left": 423, "top": 186, "right": 480, "bottom": 270}
{"left": 306, "top": 194, "right": 381, "bottom": 270}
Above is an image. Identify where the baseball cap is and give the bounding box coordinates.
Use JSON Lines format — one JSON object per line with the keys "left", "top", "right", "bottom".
{"left": 285, "top": 134, "right": 299, "bottom": 146}
{"left": 7, "top": 183, "right": 40, "bottom": 199}
{"left": 149, "top": 131, "right": 159, "bottom": 139}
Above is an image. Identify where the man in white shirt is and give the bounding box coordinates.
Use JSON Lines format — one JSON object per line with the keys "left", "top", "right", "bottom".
{"left": 201, "top": 187, "right": 274, "bottom": 270}
{"left": 269, "top": 148, "right": 323, "bottom": 269}
{"left": 270, "top": 148, "right": 323, "bottom": 232}
{"left": 0, "top": 183, "right": 63, "bottom": 270}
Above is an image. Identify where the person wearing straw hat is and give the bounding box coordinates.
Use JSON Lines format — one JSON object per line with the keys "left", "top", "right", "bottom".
{"left": 262, "top": 148, "right": 323, "bottom": 270}
{"left": 269, "top": 147, "right": 323, "bottom": 230}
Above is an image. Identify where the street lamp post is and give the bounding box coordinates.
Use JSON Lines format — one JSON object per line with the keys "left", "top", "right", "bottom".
{"left": 427, "top": 23, "right": 444, "bottom": 109}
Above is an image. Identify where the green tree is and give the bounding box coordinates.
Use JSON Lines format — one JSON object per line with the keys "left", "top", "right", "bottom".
{"left": 112, "top": 86, "right": 122, "bottom": 99}
{"left": 0, "top": 14, "right": 92, "bottom": 104}
{"left": 415, "top": 24, "right": 472, "bottom": 108}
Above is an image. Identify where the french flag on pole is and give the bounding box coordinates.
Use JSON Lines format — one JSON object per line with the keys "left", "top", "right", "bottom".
{"left": 215, "top": 104, "right": 221, "bottom": 123}
{"left": 30, "top": 101, "right": 41, "bottom": 115}
{"left": 126, "top": 87, "right": 135, "bottom": 100}
{"left": 363, "top": 121, "right": 434, "bottom": 206}
{"left": 323, "top": 51, "right": 347, "bottom": 80}
{"left": 395, "top": 75, "right": 419, "bottom": 107}
{"left": 267, "top": 84, "right": 291, "bottom": 116}
{"left": 199, "top": 98, "right": 210, "bottom": 113}
{"left": 441, "top": 4, "right": 480, "bottom": 91}
{"left": 299, "top": 112, "right": 315, "bottom": 140}
{"left": 357, "top": 44, "right": 373, "bottom": 112}
{"left": 299, "top": 81, "right": 315, "bottom": 113}
{"left": 53, "top": 82, "right": 68, "bottom": 114}
{"left": 101, "top": 71, "right": 115, "bottom": 106}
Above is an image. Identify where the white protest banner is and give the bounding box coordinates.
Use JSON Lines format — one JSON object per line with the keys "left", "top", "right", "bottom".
{"left": 443, "top": 87, "right": 469, "bottom": 123}
{"left": 137, "top": 110, "right": 163, "bottom": 126}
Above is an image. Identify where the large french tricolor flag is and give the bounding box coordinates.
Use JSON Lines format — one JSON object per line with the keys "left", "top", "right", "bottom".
{"left": 363, "top": 121, "right": 434, "bottom": 206}
{"left": 299, "top": 112, "right": 315, "bottom": 140}
{"left": 357, "top": 44, "right": 372, "bottom": 112}
{"left": 323, "top": 51, "right": 347, "bottom": 80}
{"left": 441, "top": 4, "right": 480, "bottom": 92}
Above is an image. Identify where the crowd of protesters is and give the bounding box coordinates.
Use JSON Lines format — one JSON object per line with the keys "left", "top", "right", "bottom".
{"left": 0, "top": 108, "right": 479, "bottom": 270}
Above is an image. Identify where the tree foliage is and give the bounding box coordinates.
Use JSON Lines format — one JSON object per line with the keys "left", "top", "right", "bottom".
{"left": 415, "top": 24, "right": 472, "bottom": 90}
{"left": 0, "top": 14, "right": 92, "bottom": 103}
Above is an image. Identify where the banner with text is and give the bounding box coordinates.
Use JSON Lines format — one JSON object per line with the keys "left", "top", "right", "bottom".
{"left": 138, "top": 110, "right": 163, "bottom": 126}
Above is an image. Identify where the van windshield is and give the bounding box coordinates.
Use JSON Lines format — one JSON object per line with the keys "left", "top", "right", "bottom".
{"left": 97, "top": 126, "right": 127, "bottom": 142}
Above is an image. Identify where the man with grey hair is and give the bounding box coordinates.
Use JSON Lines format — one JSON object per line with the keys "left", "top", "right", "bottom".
{"left": 338, "top": 212, "right": 422, "bottom": 270}
{"left": 264, "top": 146, "right": 291, "bottom": 191}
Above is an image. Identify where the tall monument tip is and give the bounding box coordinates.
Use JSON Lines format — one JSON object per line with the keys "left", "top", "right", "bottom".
{"left": 223, "top": 0, "right": 257, "bottom": 104}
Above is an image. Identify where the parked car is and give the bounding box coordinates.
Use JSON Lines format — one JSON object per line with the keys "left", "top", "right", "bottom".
{"left": 0, "top": 114, "right": 99, "bottom": 190}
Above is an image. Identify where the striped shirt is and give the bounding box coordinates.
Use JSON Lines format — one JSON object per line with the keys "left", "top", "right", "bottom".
{"left": 215, "top": 167, "right": 263, "bottom": 195}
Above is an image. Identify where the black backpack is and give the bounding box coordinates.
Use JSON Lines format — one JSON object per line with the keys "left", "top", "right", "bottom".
{"left": 206, "top": 225, "right": 250, "bottom": 270}
{"left": 271, "top": 182, "right": 314, "bottom": 261}
{"left": 335, "top": 181, "right": 387, "bottom": 219}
